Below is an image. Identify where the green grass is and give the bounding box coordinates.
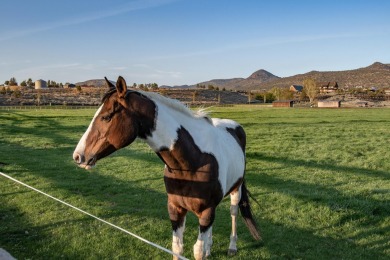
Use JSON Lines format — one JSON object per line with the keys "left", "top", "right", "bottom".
{"left": 1, "top": 107, "right": 389, "bottom": 259}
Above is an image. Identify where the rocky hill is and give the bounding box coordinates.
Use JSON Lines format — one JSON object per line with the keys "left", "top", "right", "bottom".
{"left": 196, "top": 69, "right": 280, "bottom": 90}
{"left": 75, "top": 79, "right": 112, "bottom": 87}
{"left": 200, "top": 62, "right": 390, "bottom": 91}
{"left": 251, "top": 62, "right": 390, "bottom": 91}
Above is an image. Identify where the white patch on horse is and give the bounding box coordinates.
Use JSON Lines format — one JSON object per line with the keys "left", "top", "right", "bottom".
{"left": 73, "top": 105, "right": 103, "bottom": 165}
{"left": 145, "top": 97, "right": 245, "bottom": 196}
{"left": 172, "top": 217, "right": 186, "bottom": 259}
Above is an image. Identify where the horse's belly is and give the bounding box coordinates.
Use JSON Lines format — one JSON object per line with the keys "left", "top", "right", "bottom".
{"left": 163, "top": 170, "right": 224, "bottom": 214}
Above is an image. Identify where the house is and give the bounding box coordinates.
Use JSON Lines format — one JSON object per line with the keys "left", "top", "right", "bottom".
{"left": 289, "top": 85, "right": 303, "bottom": 93}
{"left": 272, "top": 100, "right": 294, "bottom": 107}
{"left": 319, "top": 82, "right": 339, "bottom": 93}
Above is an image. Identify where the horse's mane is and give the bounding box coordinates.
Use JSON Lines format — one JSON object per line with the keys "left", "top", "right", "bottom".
{"left": 139, "top": 90, "right": 210, "bottom": 119}
{"left": 102, "top": 88, "right": 210, "bottom": 120}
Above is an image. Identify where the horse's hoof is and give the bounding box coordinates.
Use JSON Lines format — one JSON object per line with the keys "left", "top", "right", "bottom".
{"left": 227, "top": 249, "right": 237, "bottom": 256}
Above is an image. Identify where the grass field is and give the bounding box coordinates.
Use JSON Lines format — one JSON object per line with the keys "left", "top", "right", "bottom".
{"left": 1, "top": 106, "right": 389, "bottom": 259}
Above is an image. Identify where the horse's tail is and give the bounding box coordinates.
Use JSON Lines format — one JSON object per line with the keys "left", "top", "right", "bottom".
{"left": 239, "top": 181, "right": 261, "bottom": 240}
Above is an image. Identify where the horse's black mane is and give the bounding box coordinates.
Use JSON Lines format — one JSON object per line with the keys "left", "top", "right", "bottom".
{"left": 101, "top": 87, "right": 117, "bottom": 103}
{"left": 101, "top": 88, "right": 147, "bottom": 104}
{"left": 101, "top": 87, "right": 210, "bottom": 121}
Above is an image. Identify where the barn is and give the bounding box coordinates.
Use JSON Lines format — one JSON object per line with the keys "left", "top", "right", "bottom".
{"left": 318, "top": 101, "right": 341, "bottom": 108}
{"left": 272, "top": 100, "right": 294, "bottom": 107}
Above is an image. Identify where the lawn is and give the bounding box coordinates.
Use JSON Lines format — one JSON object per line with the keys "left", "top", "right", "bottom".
{"left": 0, "top": 106, "right": 389, "bottom": 259}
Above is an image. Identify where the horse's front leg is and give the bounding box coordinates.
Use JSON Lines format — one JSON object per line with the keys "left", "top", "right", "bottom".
{"left": 193, "top": 207, "right": 215, "bottom": 260}
{"left": 168, "top": 201, "right": 187, "bottom": 260}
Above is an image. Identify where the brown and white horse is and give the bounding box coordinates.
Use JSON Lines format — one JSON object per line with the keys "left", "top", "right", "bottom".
{"left": 73, "top": 76, "right": 260, "bottom": 259}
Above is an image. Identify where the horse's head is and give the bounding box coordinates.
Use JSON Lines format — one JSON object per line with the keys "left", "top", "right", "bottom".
{"left": 73, "top": 76, "right": 155, "bottom": 170}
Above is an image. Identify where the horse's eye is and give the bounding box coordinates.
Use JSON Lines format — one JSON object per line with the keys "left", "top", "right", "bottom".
{"left": 101, "top": 115, "right": 112, "bottom": 122}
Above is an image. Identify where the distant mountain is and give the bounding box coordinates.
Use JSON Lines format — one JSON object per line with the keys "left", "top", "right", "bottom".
{"left": 197, "top": 69, "right": 280, "bottom": 90}
{"left": 251, "top": 62, "right": 390, "bottom": 91}
{"left": 247, "top": 69, "right": 280, "bottom": 81}
{"left": 196, "top": 78, "right": 244, "bottom": 88}
{"left": 75, "top": 79, "right": 111, "bottom": 87}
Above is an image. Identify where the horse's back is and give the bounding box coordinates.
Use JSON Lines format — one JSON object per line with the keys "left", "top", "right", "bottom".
{"left": 211, "top": 118, "right": 246, "bottom": 151}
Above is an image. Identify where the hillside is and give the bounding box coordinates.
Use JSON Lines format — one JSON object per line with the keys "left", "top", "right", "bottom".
{"left": 210, "top": 62, "right": 390, "bottom": 91}
{"left": 251, "top": 62, "right": 390, "bottom": 91}
{"left": 197, "top": 69, "right": 280, "bottom": 90}
{"left": 75, "top": 79, "right": 112, "bottom": 87}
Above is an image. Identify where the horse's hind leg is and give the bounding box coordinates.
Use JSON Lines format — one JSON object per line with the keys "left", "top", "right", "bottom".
{"left": 168, "top": 201, "right": 187, "bottom": 260}
{"left": 228, "top": 188, "right": 241, "bottom": 255}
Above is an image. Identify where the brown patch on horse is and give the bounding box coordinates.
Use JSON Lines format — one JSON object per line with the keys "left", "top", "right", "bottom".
{"left": 84, "top": 81, "right": 157, "bottom": 163}
{"left": 158, "top": 127, "right": 223, "bottom": 217}
{"left": 224, "top": 125, "right": 246, "bottom": 196}
{"left": 226, "top": 125, "right": 246, "bottom": 152}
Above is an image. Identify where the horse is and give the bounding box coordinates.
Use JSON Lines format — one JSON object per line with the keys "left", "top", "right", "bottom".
{"left": 73, "top": 76, "right": 260, "bottom": 259}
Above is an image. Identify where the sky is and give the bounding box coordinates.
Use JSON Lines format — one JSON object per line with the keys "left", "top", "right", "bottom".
{"left": 1, "top": 0, "right": 389, "bottom": 86}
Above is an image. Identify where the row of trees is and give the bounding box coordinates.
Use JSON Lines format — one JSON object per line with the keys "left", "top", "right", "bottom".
{"left": 196, "top": 84, "right": 227, "bottom": 91}
{"left": 3, "top": 77, "right": 67, "bottom": 88}
{"left": 4, "top": 77, "right": 18, "bottom": 86}
{"left": 250, "top": 78, "right": 318, "bottom": 103}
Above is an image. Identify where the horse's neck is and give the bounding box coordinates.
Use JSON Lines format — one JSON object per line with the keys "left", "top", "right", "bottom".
{"left": 145, "top": 102, "right": 192, "bottom": 151}
{"left": 145, "top": 102, "right": 207, "bottom": 171}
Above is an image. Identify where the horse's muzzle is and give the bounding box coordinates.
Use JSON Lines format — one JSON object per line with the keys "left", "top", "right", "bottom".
{"left": 73, "top": 152, "right": 95, "bottom": 170}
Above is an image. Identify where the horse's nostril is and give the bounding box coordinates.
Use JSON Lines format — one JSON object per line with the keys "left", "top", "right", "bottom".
{"left": 73, "top": 153, "right": 84, "bottom": 164}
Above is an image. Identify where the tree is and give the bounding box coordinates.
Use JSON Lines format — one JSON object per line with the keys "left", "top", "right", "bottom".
{"left": 21, "top": 80, "right": 27, "bottom": 87}
{"left": 27, "top": 78, "right": 33, "bottom": 87}
{"left": 303, "top": 78, "right": 319, "bottom": 105}
{"left": 271, "top": 87, "right": 282, "bottom": 100}
{"left": 9, "top": 77, "right": 17, "bottom": 86}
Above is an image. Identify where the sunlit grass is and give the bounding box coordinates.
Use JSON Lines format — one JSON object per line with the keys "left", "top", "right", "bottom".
{"left": 1, "top": 107, "right": 389, "bottom": 259}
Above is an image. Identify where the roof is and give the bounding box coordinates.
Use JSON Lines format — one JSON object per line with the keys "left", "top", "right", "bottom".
{"left": 290, "top": 85, "right": 303, "bottom": 91}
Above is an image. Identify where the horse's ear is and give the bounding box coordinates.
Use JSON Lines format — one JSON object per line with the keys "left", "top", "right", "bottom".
{"left": 104, "top": 77, "right": 115, "bottom": 89}
{"left": 116, "top": 76, "right": 127, "bottom": 98}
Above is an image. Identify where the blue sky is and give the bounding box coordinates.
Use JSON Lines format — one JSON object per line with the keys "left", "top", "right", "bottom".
{"left": 1, "top": 0, "right": 389, "bottom": 86}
